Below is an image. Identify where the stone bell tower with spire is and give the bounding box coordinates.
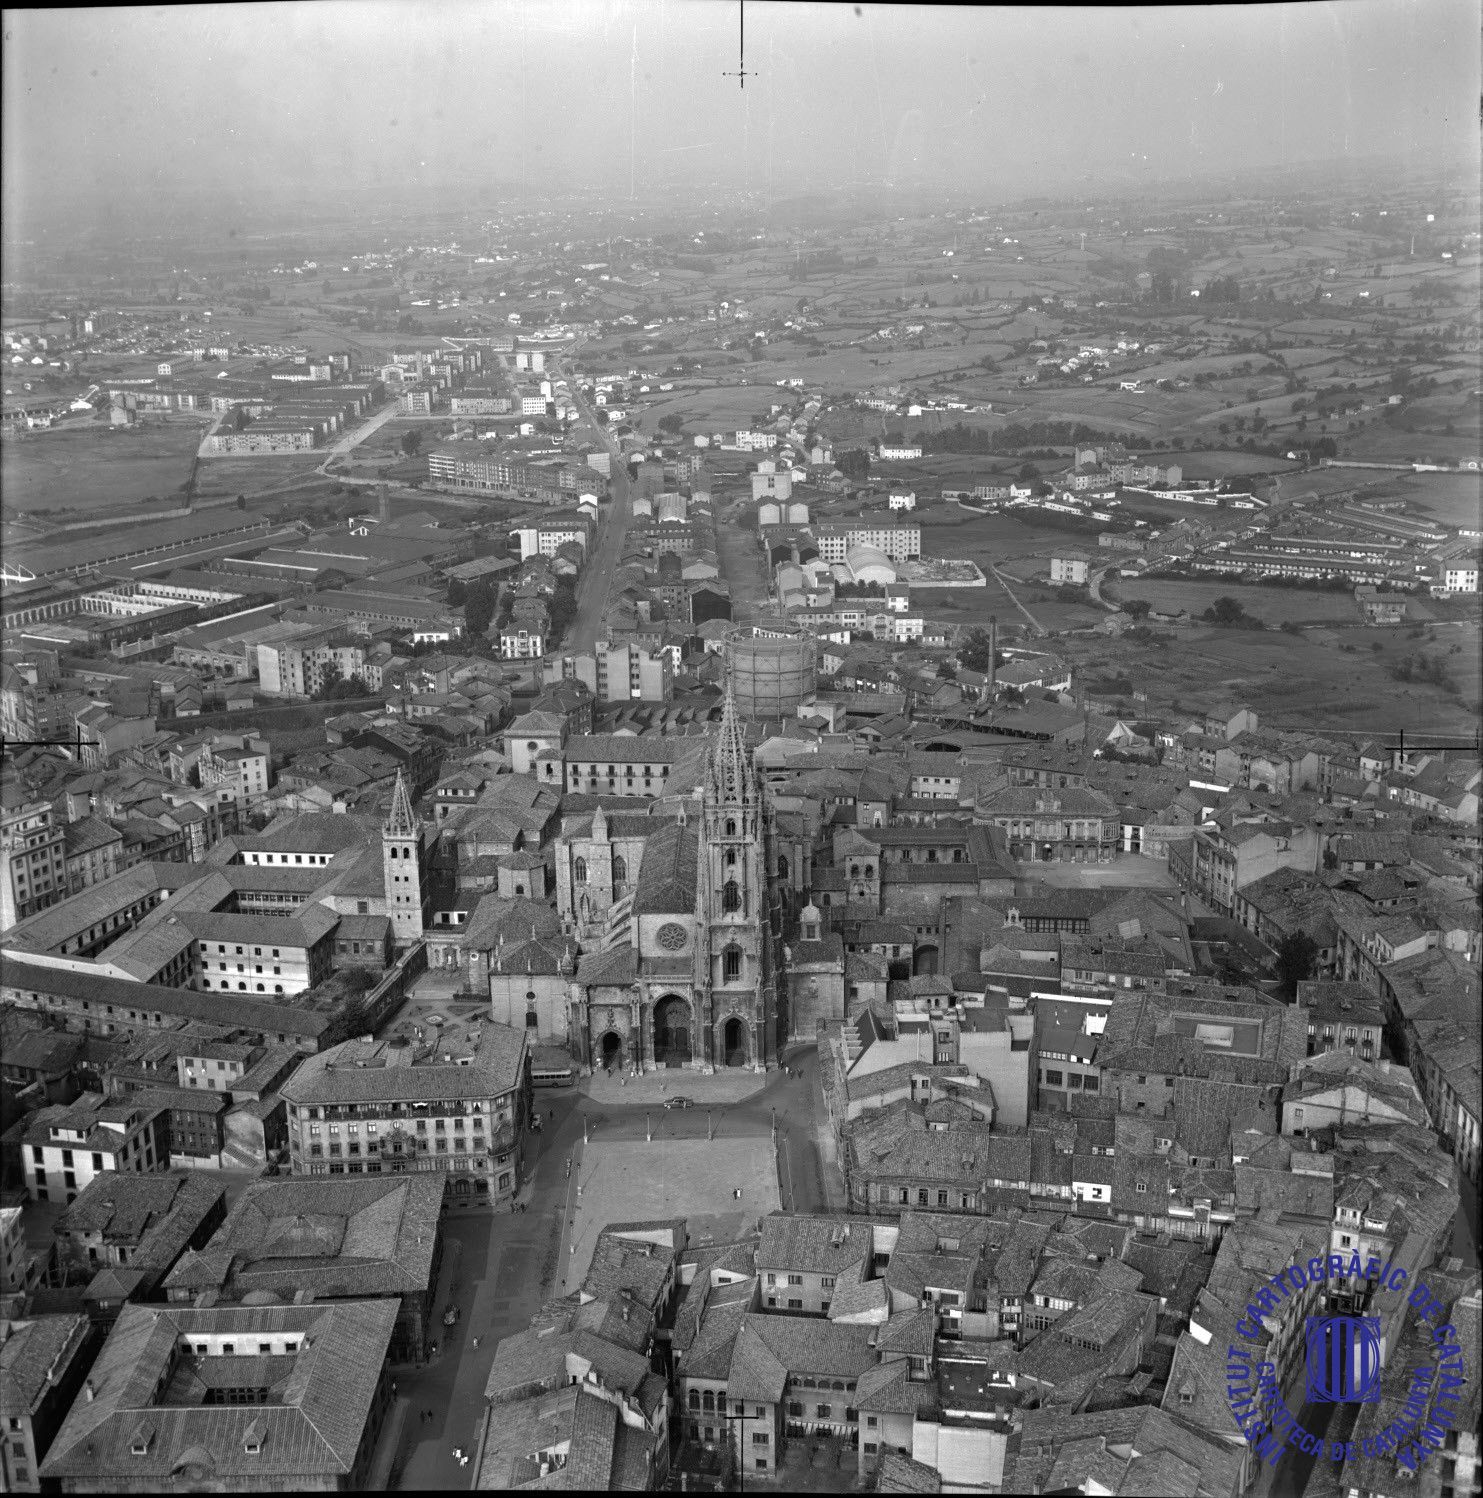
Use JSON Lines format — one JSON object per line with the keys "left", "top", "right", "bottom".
{"left": 696, "top": 676, "right": 776, "bottom": 1070}
{"left": 382, "top": 767, "right": 426, "bottom": 945}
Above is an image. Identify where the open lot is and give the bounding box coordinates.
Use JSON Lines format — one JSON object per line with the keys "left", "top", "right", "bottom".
{"left": 1396, "top": 471, "right": 1483, "bottom": 529}
{"left": 1174, "top": 449, "right": 1301, "bottom": 480}
{"left": 1059, "top": 616, "right": 1480, "bottom": 736}
{"left": 564, "top": 1135, "right": 779, "bottom": 1292}
{"left": 1105, "top": 576, "right": 1363, "bottom": 626}
{"left": 1, "top": 418, "right": 206, "bottom": 517}
{"left": 192, "top": 453, "right": 324, "bottom": 502}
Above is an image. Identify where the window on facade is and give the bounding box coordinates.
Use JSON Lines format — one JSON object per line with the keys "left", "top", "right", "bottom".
{"left": 723, "top": 947, "right": 742, "bottom": 981}
{"left": 575, "top": 858, "right": 587, "bottom": 884}
{"left": 612, "top": 855, "right": 626, "bottom": 885}
{"left": 723, "top": 880, "right": 741, "bottom": 914}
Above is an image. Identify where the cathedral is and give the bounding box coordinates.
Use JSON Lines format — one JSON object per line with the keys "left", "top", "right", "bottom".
{"left": 563, "top": 682, "right": 781, "bottom": 1073}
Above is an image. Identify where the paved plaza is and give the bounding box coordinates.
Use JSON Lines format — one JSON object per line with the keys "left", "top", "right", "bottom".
{"left": 581, "top": 1065, "right": 770, "bottom": 1107}
{"left": 562, "top": 1135, "right": 781, "bottom": 1291}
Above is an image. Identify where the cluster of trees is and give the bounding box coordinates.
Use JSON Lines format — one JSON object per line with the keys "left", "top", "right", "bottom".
{"left": 312, "top": 661, "right": 371, "bottom": 701}
{"left": 1274, "top": 931, "right": 1319, "bottom": 998}
{"left": 837, "top": 449, "right": 871, "bottom": 479}
{"left": 1388, "top": 654, "right": 1455, "bottom": 692}
{"left": 400, "top": 429, "right": 423, "bottom": 456}
{"left": 459, "top": 577, "right": 502, "bottom": 637}
{"left": 1200, "top": 275, "right": 1245, "bottom": 304}
{"left": 657, "top": 413, "right": 685, "bottom": 434}
{"left": 547, "top": 576, "right": 579, "bottom": 642}
{"left": 1203, "top": 595, "right": 1266, "bottom": 630}
{"left": 1411, "top": 279, "right": 1461, "bottom": 305}
{"left": 956, "top": 627, "right": 1006, "bottom": 673}
{"left": 918, "top": 421, "right": 1135, "bottom": 456}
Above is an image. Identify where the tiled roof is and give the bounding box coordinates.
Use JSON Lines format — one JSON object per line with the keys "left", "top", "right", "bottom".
{"left": 735, "top": 1311, "right": 878, "bottom": 1384}
{"left": 40, "top": 1300, "right": 398, "bottom": 1482}
{"left": 877, "top": 1449, "right": 943, "bottom": 1493}
{"left": 0, "top": 1313, "right": 91, "bottom": 1415}
{"left": 855, "top": 1358, "right": 937, "bottom": 1417}
{"left": 162, "top": 1173, "right": 443, "bottom": 1300}
{"left": 630, "top": 822, "right": 698, "bottom": 916}
{"left": 0, "top": 956, "right": 330, "bottom": 1041}
{"left": 581, "top": 1233, "right": 674, "bottom": 1316}
{"left": 757, "top": 1215, "right": 873, "bottom": 1276}
{"left": 724, "top": 1320, "right": 787, "bottom": 1404}
{"left": 1008, "top": 1403, "right": 1244, "bottom": 1495}
{"left": 280, "top": 1025, "right": 526, "bottom": 1106}
{"left": 57, "top": 1169, "right": 224, "bottom": 1272}
{"left": 575, "top": 947, "right": 639, "bottom": 986}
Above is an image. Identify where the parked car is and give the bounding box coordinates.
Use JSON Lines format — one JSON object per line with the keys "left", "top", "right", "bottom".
{"left": 663, "top": 1096, "right": 693, "bottom": 1110}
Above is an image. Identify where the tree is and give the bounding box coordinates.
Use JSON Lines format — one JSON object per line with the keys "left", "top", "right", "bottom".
{"left": 464, "top": 580, "right": 498, "bottom": 637}
{"left": 447, "top": 578, "right": 468, "bottom": 607}
{"left": 314, "top": 659, "right": 343, "bottom": 699}
{"left": 657, "top": 413, "right": 683, "bottom": 434}
{"left": 236, "top": 494, "right": 246, "bottom": 510}
{"left": 958, "top": 627, "right": 993, "bottom": 672}
{"left": 1018, "top": 462, "right": 1039, "bottom": 482}
{"left": 1274, "top": 931, "right": 1319, "bottom": 998}
{"left": 1122, "top": 599, "right": 1151, "bottom": 621}
{"left": 400, "top": 429, "right": 423, "bottom": 457}
{"left": 1206, "top": 596, "right": 1247, "bottom": 626}
{"left": 836, "top": 448, "right": 871, "bottom": 480}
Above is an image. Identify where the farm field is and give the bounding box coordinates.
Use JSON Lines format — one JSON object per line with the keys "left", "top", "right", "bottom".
{"left": 1, "top": 418, "right": 206, "bottom": 517}
{"left": 1174, "top": 450, "right": 1302, "bottom": 480}
{"left": 1392, "top": 472, "right": 1483, "bottom": 529}
{"left": 1060, "top": 619, "right": 1480, "bottom": 737}
{"left": 918, "top": 507, "right": 1106, "bottom": 565}
{"left": 1105, "top": 576, "right": 1364, "bottom": 625}
{"left": 1336, "top": 422, "right": 1483, "bottom": 469}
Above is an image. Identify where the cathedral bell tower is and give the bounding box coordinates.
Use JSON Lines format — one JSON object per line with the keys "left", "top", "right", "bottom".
{"left": 698, "top": 678, "right": 774, "bottom": 1070}
{"left": 382, "top": 768, "right": 426, "bottom": 945}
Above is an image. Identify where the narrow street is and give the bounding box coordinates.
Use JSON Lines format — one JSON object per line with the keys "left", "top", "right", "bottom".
{"left": 558, "top": 358, "right": 632, "bottom": 653}
{"left": 714, "top": 503, "right": 771, "bottom": 628}
{"left": 388, "top": 1050, "right": 835, "bottom": 1488}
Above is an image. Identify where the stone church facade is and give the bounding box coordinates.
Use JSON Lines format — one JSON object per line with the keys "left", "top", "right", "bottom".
{"left": 566, "top": 687, "right": 781, "bottom": 1073}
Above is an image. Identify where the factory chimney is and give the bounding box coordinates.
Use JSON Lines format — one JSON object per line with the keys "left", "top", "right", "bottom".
{"left": 985, "top": 615, "right": 998, "bottom": 704}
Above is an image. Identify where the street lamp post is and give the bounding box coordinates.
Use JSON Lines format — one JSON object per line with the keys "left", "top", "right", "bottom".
{"left": 713, "top": 1405, "right": 756, "bottom": 1494}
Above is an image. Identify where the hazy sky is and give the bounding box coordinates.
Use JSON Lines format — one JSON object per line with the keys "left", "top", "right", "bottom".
{"left": 4, "top": 0, "right": 1478, "bottom": 228}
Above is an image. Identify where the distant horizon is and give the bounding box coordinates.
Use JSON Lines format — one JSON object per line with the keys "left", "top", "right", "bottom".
{"left": 4, "top": 1, "right": 1478, "bottom": 245}
{"left": 3, "top": 147, "right": 1478, "bottom": 257}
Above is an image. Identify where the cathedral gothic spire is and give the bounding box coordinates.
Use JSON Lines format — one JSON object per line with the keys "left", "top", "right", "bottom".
{"left": 708, "top": 676, "right": 755, "bottom": 807}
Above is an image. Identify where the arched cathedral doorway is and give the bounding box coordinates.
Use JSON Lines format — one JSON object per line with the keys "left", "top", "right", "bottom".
{"left": 653, "top": 995, "right": 693, "bottom": 1068}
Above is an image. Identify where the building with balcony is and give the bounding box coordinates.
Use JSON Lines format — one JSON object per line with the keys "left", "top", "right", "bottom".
{"left": 281, "top": 1021, "right": 530, "bottom": 1210}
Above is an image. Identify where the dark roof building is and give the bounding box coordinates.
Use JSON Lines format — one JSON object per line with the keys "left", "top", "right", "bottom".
{"left": 39, "top": 1299, "right": 399, "bottom": 1491}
